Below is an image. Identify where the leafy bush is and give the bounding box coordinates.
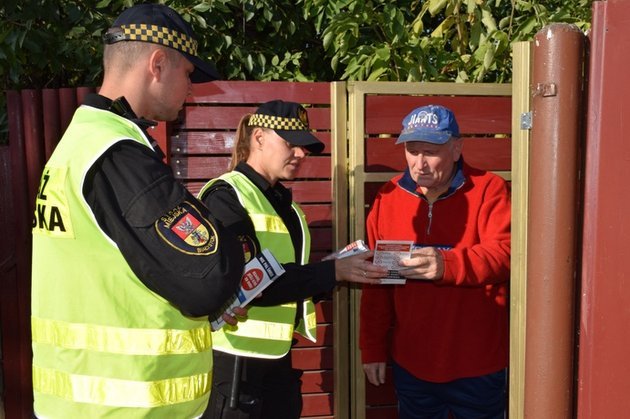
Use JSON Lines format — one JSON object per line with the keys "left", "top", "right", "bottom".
{"left": 0, "top": 0, "right": 592, "bottom": 145}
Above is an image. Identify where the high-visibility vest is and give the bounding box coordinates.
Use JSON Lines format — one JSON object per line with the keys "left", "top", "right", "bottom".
{"left": 31, "top": 105, "right": 213, "bottom": 418}
{"left": 199, "top": 171, "right": 317, "bottom": 358}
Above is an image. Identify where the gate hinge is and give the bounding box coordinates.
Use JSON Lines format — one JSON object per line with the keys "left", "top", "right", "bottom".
{"left": 520, "top": 112, "right": 532, "bottom": 130}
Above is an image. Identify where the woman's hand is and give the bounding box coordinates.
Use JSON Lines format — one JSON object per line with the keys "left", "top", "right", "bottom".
{"left": 334, "top": 250, "right": 388, "bottom": 284}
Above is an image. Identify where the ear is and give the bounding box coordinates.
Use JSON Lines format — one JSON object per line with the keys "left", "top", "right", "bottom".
{"left": 252, "top": 128, "right": 264, "bottom": 145}
{"left": 148, "top": 48, "right": 168, "bottom": 81}
{"left": 451, "top": 137, "right": 464, "bottom": 160}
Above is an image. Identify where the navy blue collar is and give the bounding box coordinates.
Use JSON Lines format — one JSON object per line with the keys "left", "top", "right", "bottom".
{"left": 398, "top": 158, "right": 466, "bottom": 198}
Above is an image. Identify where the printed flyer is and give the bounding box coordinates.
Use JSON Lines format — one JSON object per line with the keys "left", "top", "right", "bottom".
{"left": 373, "top": 240, "right": 413, "bottom": 284}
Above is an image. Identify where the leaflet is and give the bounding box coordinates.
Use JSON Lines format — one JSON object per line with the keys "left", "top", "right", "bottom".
{"left": 322, "top": 239, "right": 370, "bottom": 260}
{"left": 373, "top": 240, "right": 413, "bottom": 284}
{"left": 210, "top": 249, "right": 285, "bottom": 330}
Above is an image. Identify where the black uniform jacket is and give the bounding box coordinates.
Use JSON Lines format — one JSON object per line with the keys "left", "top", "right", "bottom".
{"left": 199, "top": 162, "right": 337, "bottom": 306}
{"left": 82, "top": 94, "right": 244, "bottom": 317}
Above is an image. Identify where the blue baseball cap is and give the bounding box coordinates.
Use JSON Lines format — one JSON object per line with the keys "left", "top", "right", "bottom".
{"left": 396, "top": 105, "right": 460, "bottom": 145}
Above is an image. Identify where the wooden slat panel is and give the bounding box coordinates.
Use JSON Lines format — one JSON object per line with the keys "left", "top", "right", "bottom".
{"left": 172, "top": 131, "right": 236, "bottom": 154}
{"left": 174, "top": 156, "right": 331, "bottom": 180}
{"left": 302, "top": 370, "right": 334, "bottom": 394}
{"left": 171, "top": 131, "right": 332, "bottom": 155}
{"left": 302, "top": 393, "right": 334, "bottom": 417}
{"left": 301, "top": 204, "right": 332, "bottom": 227}
{"left": 462, "top": 137, "right": 512, "bottom": 171}
{"left": 309, "top": 251, "right": 329, "bottom": 263}
{"left": 189, "top": 81, "right": 332, "bottom": 104}
{"left": 365, "top": 137, "right": 512, "bottom": 172}
{"left": 286, "top": 181, "right": 332, "bottom": 203}
{"left": 180, "top": 106, "right": 331, "bottom": 130}
{"left": 316, "top": 300, "right": 333, "bottom": 323}
{"left": 365, "top": 95, "right": 511, "bottom": 134}
{"left": 292, "top": 347, "right": 334, "bottom": 370}
{"left": 310, "top": 228, "right": 333, "bottom": 251}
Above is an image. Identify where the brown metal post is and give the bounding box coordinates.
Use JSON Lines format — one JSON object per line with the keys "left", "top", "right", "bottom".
{"left": 524, "top": 24, "right": 586, "bottom": 418}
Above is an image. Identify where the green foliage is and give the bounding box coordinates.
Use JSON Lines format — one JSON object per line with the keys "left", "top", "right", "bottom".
{"left": 0, "top": 0, "right": 593, "bottom": 88}
{"left": 303, "top": 0, "right": 592, "bottom": 83}
{"left": 0, "top": 0, "right": 592, "bottom": 145}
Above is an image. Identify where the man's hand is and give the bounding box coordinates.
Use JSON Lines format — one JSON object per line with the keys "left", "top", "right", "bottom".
{"left": 334, "top": 250, "right": 388, "bottom": 284}
{"left": 398, "top": 246, "right": 444, "bottom": 280}
{"left": 220, "top": 306, "right": 248, "bottom": 327}
{"left": 363, "top": 362, "right": 387, "bottom": 386}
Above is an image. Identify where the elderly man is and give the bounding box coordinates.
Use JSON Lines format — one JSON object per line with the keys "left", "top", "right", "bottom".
{"left": 360, "top": 105, "right": 511, "bottom": 419}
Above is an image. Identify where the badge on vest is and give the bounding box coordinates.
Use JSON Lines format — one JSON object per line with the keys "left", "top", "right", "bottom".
{"left": 156, "top": 201, "right": 218, "bottom": 255}
{"left": 32, "top": 166, "right": 75, "bottom": 238}
{"left": 239, "top": 234, "right": 258, "bottom": 263}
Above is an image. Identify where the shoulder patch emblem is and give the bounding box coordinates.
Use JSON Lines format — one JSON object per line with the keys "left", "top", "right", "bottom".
{"left": 156, "top": 201, "right": 218, "bottom": 255}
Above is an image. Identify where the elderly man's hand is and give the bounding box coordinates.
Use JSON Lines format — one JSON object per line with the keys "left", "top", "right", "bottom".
{"left": 398, "top": 246, "right": 444, "bottom": 280}
{"left": 363, "top": 362, "right": 387, "bottom": 386}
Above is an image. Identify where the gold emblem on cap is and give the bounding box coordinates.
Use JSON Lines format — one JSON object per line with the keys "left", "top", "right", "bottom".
{"left": 298, "top": 107, "right": 309, "bottom": 127}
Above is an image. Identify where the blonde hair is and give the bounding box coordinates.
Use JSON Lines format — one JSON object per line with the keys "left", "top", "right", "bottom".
{"left": 230, "top": 114, "right": 265, "bottom": 171}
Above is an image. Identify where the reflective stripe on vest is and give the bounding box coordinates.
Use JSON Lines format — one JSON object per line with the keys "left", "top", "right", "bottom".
{"left": 32, "top": 317, "right": 212, "bottom": 355}
{"left": 33, "top": 365, "right": 210, "bottom": 408}
{"left": 200, "top": 171, "right": 317, "bottom": 358}
{"left": 249, "top": 213, "right": 288, "bottom": 234}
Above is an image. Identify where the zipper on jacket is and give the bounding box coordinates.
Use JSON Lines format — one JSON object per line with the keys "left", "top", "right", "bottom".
{"left": 427, "top": 203, "right": 433, "bottom": 235}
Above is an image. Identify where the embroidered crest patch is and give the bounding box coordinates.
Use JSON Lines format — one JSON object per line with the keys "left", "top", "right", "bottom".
{"left": 156, "top": 201, "right": 218, "bottom": 255}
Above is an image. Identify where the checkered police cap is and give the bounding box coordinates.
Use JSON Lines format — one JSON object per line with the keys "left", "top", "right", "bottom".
{"left": 103, "top": 3, "right": 220, "bottom": 83}
{"left": 249, "top": 113, "right": 309, "bottom": 131}
{"left": 249, "top": 100, "right": 325, "bottom": 154}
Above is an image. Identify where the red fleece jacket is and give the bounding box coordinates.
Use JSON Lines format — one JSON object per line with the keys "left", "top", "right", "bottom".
{"left": 359, "top": 162, "right": 511, "bottom": 383}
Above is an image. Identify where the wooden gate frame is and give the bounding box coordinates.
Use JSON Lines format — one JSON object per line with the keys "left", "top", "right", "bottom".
{"left": 510, "top": 42, "right": 532, "bottom": 419}
{"left": 343, "top": 81, "right": 514, "bottom": 419}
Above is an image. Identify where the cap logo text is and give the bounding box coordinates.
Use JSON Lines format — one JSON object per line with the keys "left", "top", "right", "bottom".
{"left": 408, "top": 111, "right": 439, "bottom": 129}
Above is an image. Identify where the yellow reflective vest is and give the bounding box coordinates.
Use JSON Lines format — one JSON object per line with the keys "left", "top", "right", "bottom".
{"left": 199, "top": 171, "right": 317, "bottom": 358}
{"left": 31, "top": 106, "right": 213, "bottom": 418}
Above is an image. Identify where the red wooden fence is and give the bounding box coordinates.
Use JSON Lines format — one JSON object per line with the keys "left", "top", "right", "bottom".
{"left": 1, "top": 82, "right": 338, "bottom": 418}
{"left": 2, "top": 82, "right": 513, "bottom": 419}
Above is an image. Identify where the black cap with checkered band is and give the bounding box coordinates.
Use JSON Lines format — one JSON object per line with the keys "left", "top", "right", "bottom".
{"left": 102, "top": 3, "right": 220, "bottom": 83}
{"left": 249, "top": 100, "right": 325, "bottom": 154}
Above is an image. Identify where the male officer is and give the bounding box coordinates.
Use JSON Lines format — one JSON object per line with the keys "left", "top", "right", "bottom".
{"left": 31, "top": 4, "right": 244, "bottom": 418}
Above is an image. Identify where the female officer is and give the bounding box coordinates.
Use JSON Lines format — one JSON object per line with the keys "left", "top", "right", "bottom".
{"left": 198, "top": 100, "right": 386, "bottom": 419}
